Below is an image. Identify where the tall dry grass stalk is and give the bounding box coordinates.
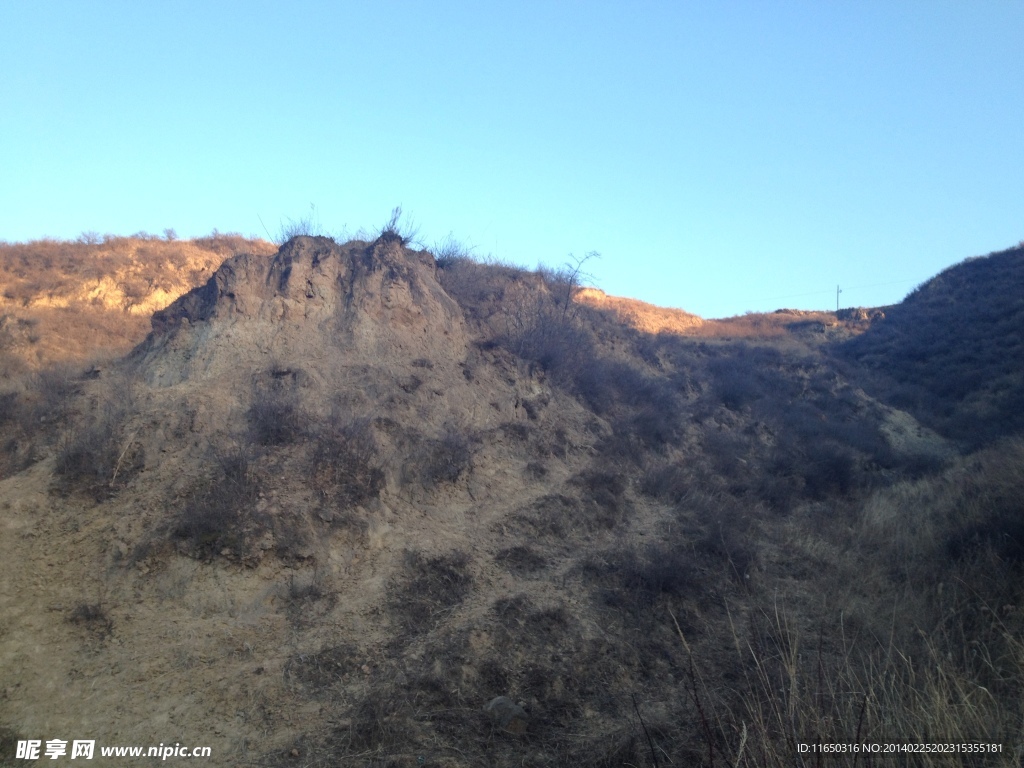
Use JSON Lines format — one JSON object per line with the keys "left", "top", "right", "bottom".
{"left": 678, "top": 597, "right": 1023, "bottom": 767}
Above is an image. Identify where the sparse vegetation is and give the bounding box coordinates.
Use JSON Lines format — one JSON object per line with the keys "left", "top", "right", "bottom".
{"left": 431, "top": 233, "right": 475, "bottom": 269}
{"left": 282, "top": 573, "right": 337, "bottom": 626}
{"left": 171, "top": 447, "right": 264, "bottom": 563}
{"left": 2, "top": 231, "right": 1023, "bottom": 766}
{"left": 33, "top": 363, "right": 81, "bottom": 423}
{"left": 583, "top": 542, "right": 701, "bottom": 614}
{"left": 0, "top": 726, "right": 32, "bottom": 768}
{"left": 405, "top": 426, "right": 473, "bottom": 487}
{"left": 68, "top": 602, "right": 113, "bottom": 639}
{"left": 375, "top": 205, "right": 420, "bottom": 247}
{"left": 53, "top": 374, "right": 141, "bottom": 499}
{"left": 278, "top": 203, "right": 328, "bottom": 243}
{"left": 839, "top": 243, "right": 1024, "bottom": 446}
{"left": 246, "top": 381, "right": 306, "bottom": 446}
{"left": 389, "top": 550, "right": 473, "bottom": 635}
{"left": 0, "top": 232, "right": 275, "bottom": 368}
{"left": 309, "top": 415, "right": 384, "bottom": 509}
{"left": 494, "top": 544, "right": 547, "bottom": 575}
{"left": 285, "top": 643, "right": 358, "bottom": 692}
{"left": 500, "top": 256, "right": 596, "bottom": 380}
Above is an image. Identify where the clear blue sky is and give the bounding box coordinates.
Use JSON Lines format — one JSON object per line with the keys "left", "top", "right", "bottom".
{"left": 2, "top": 1, "right": 1021, "bottom": 318}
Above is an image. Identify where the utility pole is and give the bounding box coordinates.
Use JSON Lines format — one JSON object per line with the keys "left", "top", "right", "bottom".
{"left": 836, "top": 285, "right": 842, "bottom": 312}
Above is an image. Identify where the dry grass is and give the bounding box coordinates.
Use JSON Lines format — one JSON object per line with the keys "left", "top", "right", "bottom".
{"left": 170, "top": 446, "right": 265, "bottom": 563}
{"left": 308, "top": 415, "right": 384, "bottom": 509}
{"left": 2, "top": 234, "right": 1021, "bottom": 767}
{"left": 859, "top": 437, "right": 1024, "bottom": 582}
{"left": 0, "top": 233, "right": 275, "bottom": 368}
{"left": 694, "top": 310, "right": 841, "bottom": 339}
{"left": 403, "top": 427, "right": 474, "bottom": 488}
{"left": 575, "top": 287, "right": 704, "bottom": 334}
{"left": 679, "top": 597, "right": 1024, "bottom": 767}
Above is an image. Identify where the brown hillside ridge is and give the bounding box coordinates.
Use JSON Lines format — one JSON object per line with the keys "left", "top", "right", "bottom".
{"left": 0, "top": 232, "right": 1022, "bottom": 766}
{"left": 575, "top": 287, "right": 704, "bottom": 334}
{"left": 0, "top": 231, "right": 880, "bottom": 378}
{"left": 575, "top": 288, "right": 879, "bottom": 340}
{"left": 0, "top": 234, "right": 276, "bottom": 372}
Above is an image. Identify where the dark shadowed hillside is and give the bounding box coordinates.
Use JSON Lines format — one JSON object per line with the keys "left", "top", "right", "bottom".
{"left": 837, "top": 244, "right": 1024, "bottom": 446}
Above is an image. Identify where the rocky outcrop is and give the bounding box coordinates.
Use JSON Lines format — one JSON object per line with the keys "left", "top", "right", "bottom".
{"left": 137, "top": 236, "right": 469, "bottom": 388}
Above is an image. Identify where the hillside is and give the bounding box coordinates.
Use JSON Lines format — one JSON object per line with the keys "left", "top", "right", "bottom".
{"left": 0, "top": 232, "right": 1022, "bottom": 767}
{"left": 837, "top": 244, "right": 1024, "bottom": 446}
{"left": 0, "top": 234, "right": 276, "bottom": 374}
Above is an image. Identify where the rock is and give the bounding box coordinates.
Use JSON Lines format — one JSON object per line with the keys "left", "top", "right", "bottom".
{"left": 485, "top": 696, "right": 529, "bottom": 734}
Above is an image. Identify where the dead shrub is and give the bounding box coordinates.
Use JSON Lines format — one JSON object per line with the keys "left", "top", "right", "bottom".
{"left": 0, "top": 390, "right": 36, "bottom": 479}
{"left": 285, "top": 643, "right": 358, "bottom": 693}
{"left": 171, "top": 448, "right": 263, "bottom": 562}
{"left": 573, "top": 358, "right": 677, "bottom": 418}
{"left": 513, "top": 493, "right": 580, "bottom": 538}
{"left": 68, "top": 602, "right": 113, "bottom": 639}
{"left": 640, "top": 462, "right": 691, "bottom": 505}
{"left": 375, "top": 205, "right": 420, "bottom": 247}
{"left": 438, "top": 256, "right": 532, "bottom": 321}
{"left": 54, "top": 395, "right": 141, "bottom": 499}
{"left": 339, "top": 683, "right": 411, "bottom": 755}
{"left": 406, "top": 427, "right": 472, "bottom": 487}
{"left": 494, "top": 545, "right": 547, "bottom": 575}
{"left": 524, "top": 459, "right": 548, "bottom": 478}
{"left": 499, "top": 421, "right": 531, "bottom": 442}
{"left": 246, "top": 386, "right": 305, "bottom": 446}
{"left": 628, "top": 404, "right": 680, "bottom": 450}
{"left": 755, "top": 469, "right": 803, "bottom": 515}
{"left": 32, "top": 364, "right": 81, "bottom": 425}
{"left": 491, "top": 593, "right": 534, "bottom": 628}
{"left": 695, "top": 503, "right": 758, "bottom": 582}
{"left": 800, "top": 441, "right": 857, "bottom": 499}
{"left": 431, "top": 234, "right": 474, "bottom": 269}
{"left": 390, "top": 550, "right": 473, "bottom": 634}
{"left": 583, "top": 543, "right": 701, "bottom": 616}
{"left": 510, "top": 310, "right": 593, "bottom": 381}
{"left": 309, "top": 416, "right": 384, "bottom": 508}
{"left": 498, "top": 254, "right": 600, "bottom": 386}
{"left": 569, "top": 469, "right": 629, "bottom": 528}
{"left": 943, "top": 440, "right": 1024, "bottom": 565}
{"left": 709, "top": 356, "right": 763, "bottom": 411}
{"left": 512, "top": 483, "right": 633, "bottom": 536}
{"left": 269, "top": 514, "right": 314, "bottom": 564}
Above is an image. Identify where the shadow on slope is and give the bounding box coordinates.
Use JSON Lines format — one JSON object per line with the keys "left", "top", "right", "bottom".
{"left": 836, "top": 243, "right": 1024, "bottom": 447}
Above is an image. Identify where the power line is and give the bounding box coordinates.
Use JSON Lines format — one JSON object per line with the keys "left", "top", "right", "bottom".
{"left": 842, "top": 278, "right": 920, "bottom": 292}
{"left": 750, "top": 277, "right": 918, "bottom": 305}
